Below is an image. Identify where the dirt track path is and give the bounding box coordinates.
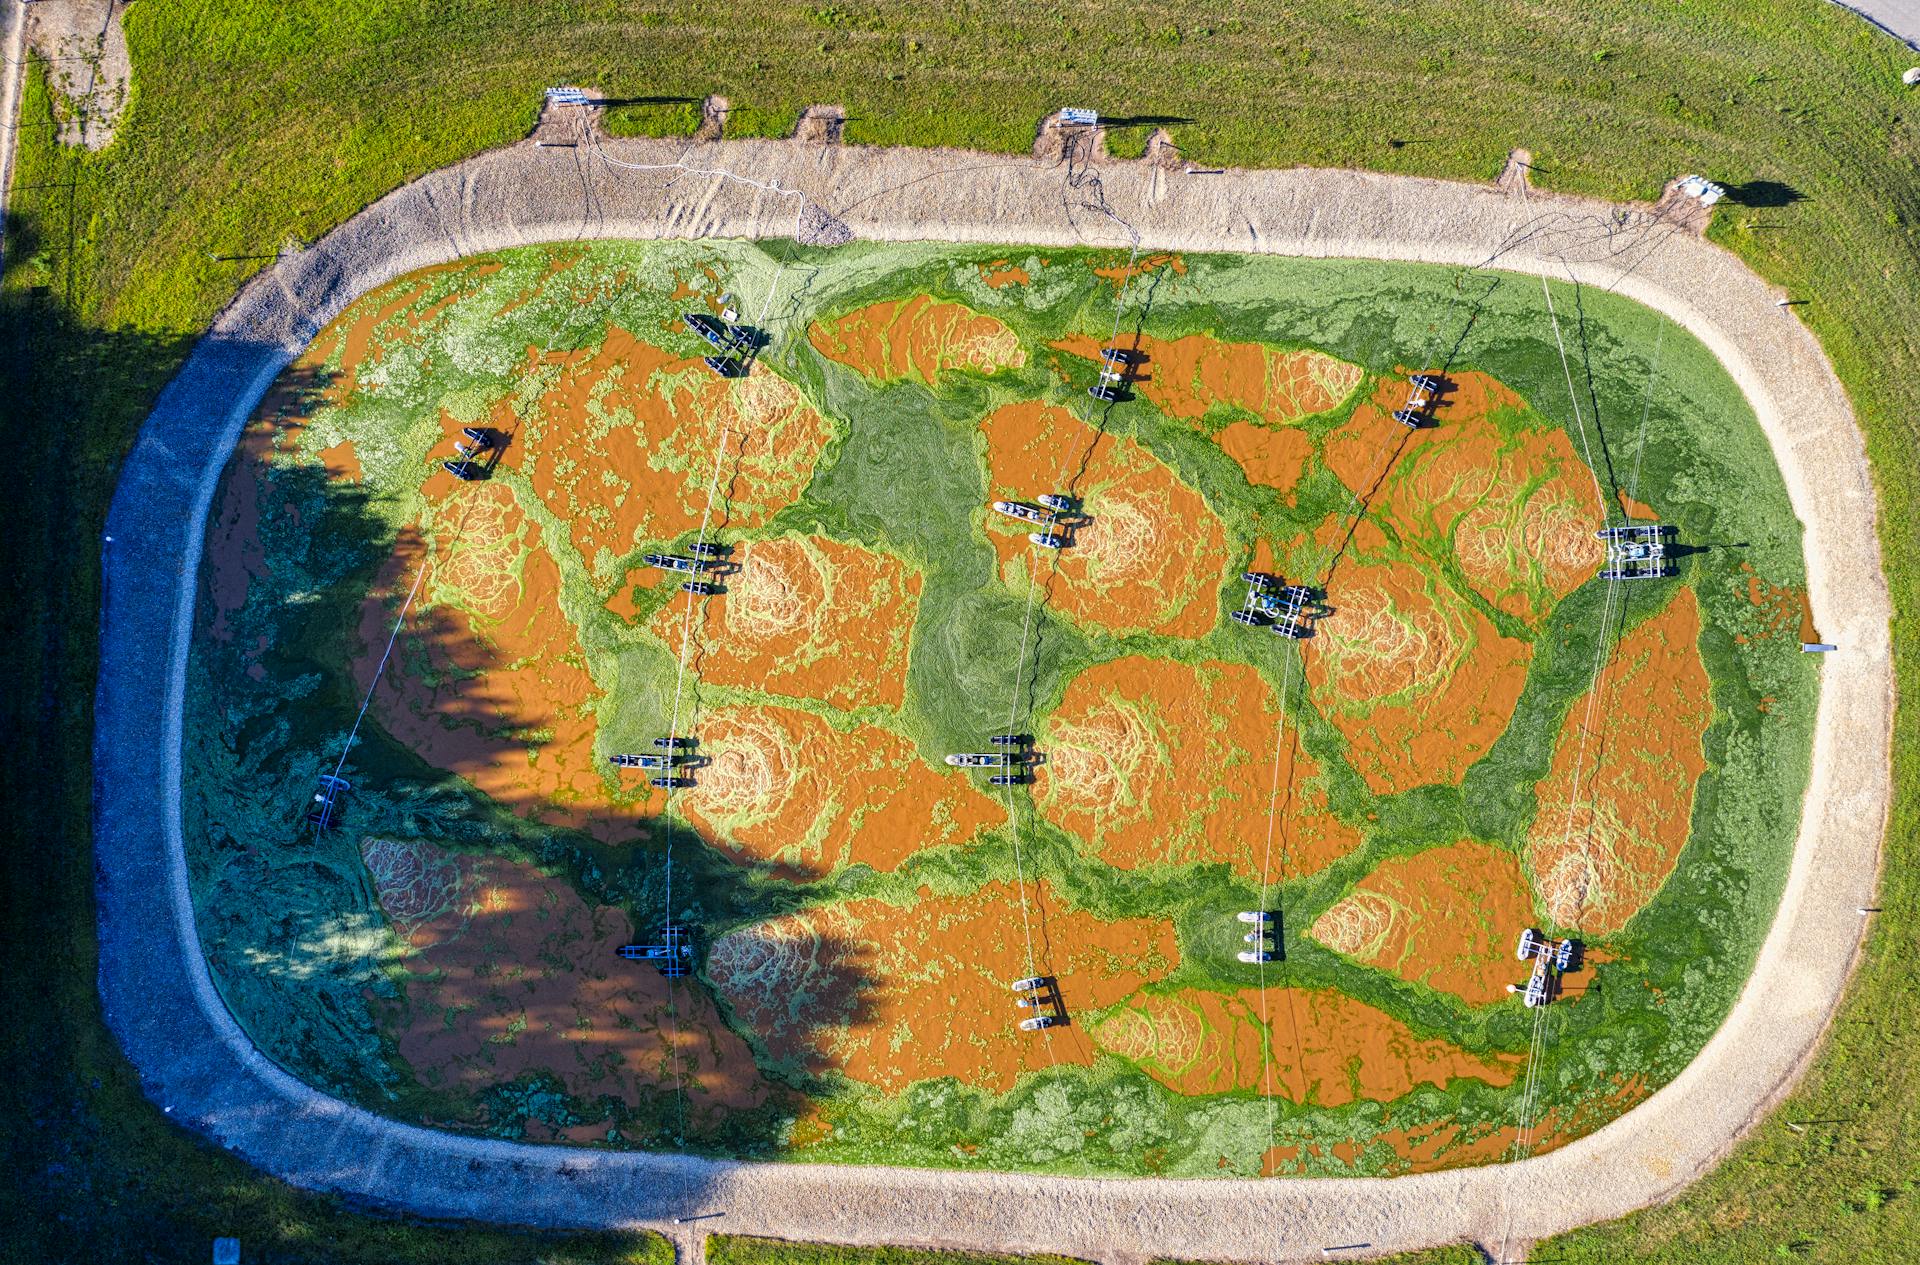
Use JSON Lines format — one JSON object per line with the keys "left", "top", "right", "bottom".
{"left": 93, "top": 126, "right": 1892, "bottom": 1263}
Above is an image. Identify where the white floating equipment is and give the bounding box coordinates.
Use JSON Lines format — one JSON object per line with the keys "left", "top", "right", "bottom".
{"left": 1676, "top": 174, "right": 1725, "bottom": 207}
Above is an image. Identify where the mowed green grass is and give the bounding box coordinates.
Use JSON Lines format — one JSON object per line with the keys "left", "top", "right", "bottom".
{"left": 2, "top": 0, "right": 1916, "bottom": 1260}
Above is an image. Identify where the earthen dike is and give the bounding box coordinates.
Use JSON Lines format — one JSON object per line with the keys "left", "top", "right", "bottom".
{"left": 94, "top": 110, "right": 1892, "bottom": 1261}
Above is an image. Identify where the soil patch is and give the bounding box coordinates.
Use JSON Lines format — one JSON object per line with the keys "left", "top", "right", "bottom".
{"left": 1308, "top": 841, "right": 1537, "bottom": 1006}
{"left": 26, "top": 0, "right": 131, "bottom": 149}
{"left": 1528, "top": 586, "right": 1713, "bottom": 935}
{"left": 1035, "top": 657, "right": 1361, "bottom": 880}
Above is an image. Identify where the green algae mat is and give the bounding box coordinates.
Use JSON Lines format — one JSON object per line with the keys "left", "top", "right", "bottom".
{"left": 182, "top": 239, "right": 1816, "bottom": 1176}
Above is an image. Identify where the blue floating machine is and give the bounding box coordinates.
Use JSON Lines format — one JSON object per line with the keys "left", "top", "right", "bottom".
{"left": 620, "top": 923, "right": 694, "bottom": 979}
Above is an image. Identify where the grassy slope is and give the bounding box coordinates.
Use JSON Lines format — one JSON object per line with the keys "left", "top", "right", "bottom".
{"left": 1, "top": 0, "right": 1914, "bottom": 1259}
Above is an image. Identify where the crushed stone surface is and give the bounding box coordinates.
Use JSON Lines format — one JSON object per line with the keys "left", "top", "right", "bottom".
{"left": 25, "top": 0, "right": 128, "bottom": 149}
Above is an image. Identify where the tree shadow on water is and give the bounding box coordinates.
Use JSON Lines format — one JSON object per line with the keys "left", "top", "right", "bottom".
{"left": 192, "top": 447, "right": 885, "bottom": 1164}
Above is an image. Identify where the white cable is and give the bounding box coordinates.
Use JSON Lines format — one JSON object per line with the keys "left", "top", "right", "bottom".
{"left": 325, "top": 533, "right": 432, "bottom": 787}
{"left": 1494, "top": 269, "right": 1659, "bottom": 1262}
{"left": 989, "top": 230, "right": 1151, "bottom": 1059}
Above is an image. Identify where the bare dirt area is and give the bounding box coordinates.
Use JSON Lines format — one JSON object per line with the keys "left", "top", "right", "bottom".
{"left": 979, "top": 401, "right": 1228, "bottom": 639}
{"left": 1528, "top": 586, "right": 1714, "bottom": 936}
{"left": 24, "top": 0, "right": 128, "bottom": 149}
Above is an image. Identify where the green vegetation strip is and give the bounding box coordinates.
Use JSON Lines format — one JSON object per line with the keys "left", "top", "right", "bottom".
{"left": 2, "top": 0, "right": 1915, "bottom": 1259}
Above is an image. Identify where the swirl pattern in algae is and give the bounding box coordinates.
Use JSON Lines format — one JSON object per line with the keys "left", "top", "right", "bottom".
{"left": 1308, "top": 841, "right": 1539, "bottom": 1007}
{"left": 1050, "top": 330, "right": 1363, "bottom": 425}
{"left": 979, "top": 401, "right": 1229, "bottom": 639}
{"left": 1088, "top": 986, "right": 1520, "bottom": 1101}
{"left": 809, "top": 295, "right": 1026, "bottom": 385}
{"left": 651, "top": 533, "right": 923, "bottom": 711}
{"left": 182, "top": 242, "right": 1811, "bottom": 1180}
{"left": 362, "top": 836, "right": 767, "bottom": 1143}
{"left": 1035, "top": 656, "right": 1361, "bottom": 879}
{"left": 1325, "top": 371, "right": 1605, "bottom": 625}
{"left": 681, "top": 704, "right": 1005, "bottom": 878}
{"left": 351, "top": 503, "right": 647, "bottom": 845}
{"left": 1305, "top": 524, "right": 1534, "bottom": 797}
{"left": 524, "top": 328, "right": 832, "bottom": 566}
{"left": 708, "top": 882, "right": 1179, "bottom": 1093}
{"left": 1528, "top": 586, "right": 1714, "bottom": 936}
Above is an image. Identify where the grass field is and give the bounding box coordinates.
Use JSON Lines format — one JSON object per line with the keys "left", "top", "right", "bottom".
{"left": 3, "top": 0, "right": 1916, "bottom": 1259}
{"left": 187, "top": 239, "right": 1808, "bottom": 1178}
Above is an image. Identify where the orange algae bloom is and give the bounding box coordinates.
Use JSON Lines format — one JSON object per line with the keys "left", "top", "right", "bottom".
{"left": 708, "top": 882, "right": 1178, "bottom": 1092}
{"left": 1089, "top": 986, "right": 1520, "bottom": 1103}
{"left": 1528, "top": 586, "right": 1713, "bottom": 936}
{"left": 808, "top": 295, "right": 1025, "bottom": 385}
{"left": 1036, "top": 656, "right": 1362, "bottom": 880}
{"left": 1309, "top": 841, "right": 1538, "bottom": 1006}
{"left": 979, "top": 400, "right": 1229, "bottom": 639}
